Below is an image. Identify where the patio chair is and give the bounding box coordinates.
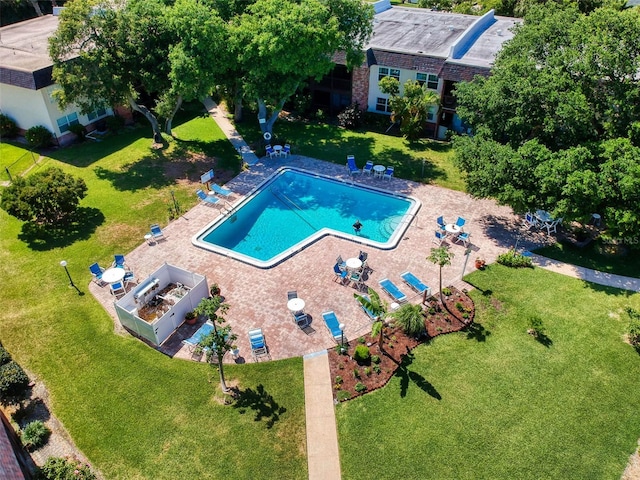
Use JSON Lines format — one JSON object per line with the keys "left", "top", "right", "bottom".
{"left": 123, "top": 270, "right": 136, "bottom": 287}
{"left": 362, "top": 161, "right": 374, "bottom": 175}
{"left": 336, "top": 255, "right": 346, "bottom": 269}
{"left": 433, "top": 230, "right": 447, "bottom": 245}
{"left": 109, "top": 281, "right": 126, "bottom": 298}
{"left": 436, "top": 216, "right": 447, "bottom": 231}
{"left": 333, "top": 263, "right": 348, "bottom": 283}
{"left": 293, "top": 312, "right": 309, "bottom": 328}
{"left": 321, "top": 311, "right": 344, "bottom": 343}
{"left": 346, "top": 155, "right": 360, "bottom": 176}
{"left": 454, "top": 232, "right": 471, "bottom": 247}
{"left": 113, "top": 254, "right": 126, "bottom": 269}
{"left": 455, "top": 217, "right": 466, "bottom": 229}
{"left": 522, "top": 212, "right": 539, "bottom": 229}
{"left": 210, "top": 184, "right": 233, "bottom": 197}
{"left": 281, "top": 144, "right": 291, "bottom": 158}
{"left": 379, "top": 278, "right": 407, "bottom": 303}
{"left": 287, "top": 290, "right": 298, "bottom": 301}
{"left": 265, "top": 144, "right": 278, "bottom": 159}
{"left": 358, "top": 250, "right": 371, "bottom": 273}
{"left": 545, "top": 217, "right": 563, "bottom": 234}
{"left": 150, "top": 223, "right": 165, "bottom": 241}
{"left": 349, "top": 271, "right": 364, "bottom": 290}
{"left": 89, "top": 263, "right": 106, "bottom": 286}
{"left": 196, "top": 189, "right": 220, "bottom": 206}
{"left": 248, "top": 328, "right": 269, "bottom": 361}
{"left": 400, "top": 271, "right": 430, "bottom": 296}
{"left": 357, "top": 294, "right": 380, "bottom": 321}
{"left": 383, "top": 166, "right": 394, "bottom": 181}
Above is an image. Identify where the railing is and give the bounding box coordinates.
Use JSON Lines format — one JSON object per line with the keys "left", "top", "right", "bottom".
{"left": 269, "top": 187, "right": 318, "bottom": 232}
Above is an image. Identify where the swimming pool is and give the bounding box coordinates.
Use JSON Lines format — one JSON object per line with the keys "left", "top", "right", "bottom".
{"left": 192, "top": 167, "right": 420, "bottom": 268}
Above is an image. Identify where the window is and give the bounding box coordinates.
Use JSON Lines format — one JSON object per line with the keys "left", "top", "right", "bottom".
{"left": 56, "top": 112, "right": 79, "bottom": 133}
{"left": 378, "top": 67, "right": 400, "bottom": 82}
{"left": 417, "top": 73, "right": 439, "bottom": 90}
{"left": 87, "top": 108, "right": 107, "bottom": 121}
{"left": 375, "top": 97, "right": 392, "bottom": 113}
{"left": 427, "top": 105, "right": 437, "bottom": 122}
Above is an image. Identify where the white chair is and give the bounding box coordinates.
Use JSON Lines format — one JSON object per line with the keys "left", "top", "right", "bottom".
{"left": 109, "top": 281, "right": 126, "bottom": 298}
{"left": 281, "top": 144, "right": 291, "bottom": 158}
{"left": 433, "top": 230, "right": 447, "bottom": 245}
{"left": 522, "top": 212, "right": 539, "bottom": 229}
{"left": 362, "top": 161, "right": 374, "bottom": 175}
{"left": 265, "top": 144, "right": 278, "bottom": 159}
{"left": 123, "top": 271, "right": 136, "bottom": 288}
{"left": 383, "top": 166, "right": 394, "bottom": 181}
{"left": 545, "top": 217, "right": 562, "bottom": 234}
{"left": 150, "top": 223, "right": 165, "bottom": 241}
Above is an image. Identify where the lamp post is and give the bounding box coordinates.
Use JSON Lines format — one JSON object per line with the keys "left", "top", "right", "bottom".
{"left": 60, "top": 260, "right": 81, "bottom": 294}
{"left": 339, "top": 323, "right": 345, "bottom": 353}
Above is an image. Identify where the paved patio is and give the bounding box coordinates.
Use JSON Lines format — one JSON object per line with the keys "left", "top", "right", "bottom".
{"left": 89, "top": 154, "right": 545, "bottom": 363}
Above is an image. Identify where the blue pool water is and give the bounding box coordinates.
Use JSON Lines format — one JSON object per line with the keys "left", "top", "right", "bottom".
{"left": 193, "top": 168, "right": 420, "bottom": 267}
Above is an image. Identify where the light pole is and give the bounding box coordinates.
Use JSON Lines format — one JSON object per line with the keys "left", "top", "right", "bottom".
{"left": 60, "top": 260, "right": 81, "bottom": 294}
{"left": 339, "top": 323, "right": 345, "bottom": 353}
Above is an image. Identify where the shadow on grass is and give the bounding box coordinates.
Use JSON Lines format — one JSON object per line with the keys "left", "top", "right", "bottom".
{"left": 393, "top": 350, "right": 441, "bottom": 400}
{"left": 18, "top": 207, "right": 105, "bottom": 251}
{"left": 232, "top": 384, "right": 287, "bottom": 429}
{"left": 466, "top": 322, "right": 491, "bottom": 342}
{"left": 534, "top": 332, "right": 553, "bottom": 348}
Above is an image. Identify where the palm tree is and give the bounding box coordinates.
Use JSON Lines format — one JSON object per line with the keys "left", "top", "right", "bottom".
{"left": 194, "top": 295, "right": 236, "bottom": 393}
{"left": 427, "top": 246, "right": 455, "bottom": 304}
{"left": 390, "top": 303, "right": 425, "bottom": 338}
{"left": 354, "top": 288, "right": 388, "bottom": 351}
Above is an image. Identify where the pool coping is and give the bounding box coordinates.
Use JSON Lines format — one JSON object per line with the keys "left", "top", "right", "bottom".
{"left": 191, "top": 166, "right": 422, "bottom": 268}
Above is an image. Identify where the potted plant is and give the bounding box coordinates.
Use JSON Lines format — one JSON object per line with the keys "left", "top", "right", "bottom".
{"left": 475, "top": 257, "right": 486, "bottom": 269}
{"left": 210, "top": 283, "right": 221, "bottom": 297}
{"left": 185, "top": 311, "right": 197, "bottom": 325}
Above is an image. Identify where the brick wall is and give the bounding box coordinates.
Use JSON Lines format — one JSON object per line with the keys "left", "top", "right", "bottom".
{"left": 351, "top": 65, "right": 370, "bottom": 110}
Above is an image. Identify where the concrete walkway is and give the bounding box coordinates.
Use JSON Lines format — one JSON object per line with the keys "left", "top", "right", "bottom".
{"left": 530, "top": 253, "right": 640, "bottom": 292}
{"left": 303, "top": 351, "right": 341, "bottom": 480}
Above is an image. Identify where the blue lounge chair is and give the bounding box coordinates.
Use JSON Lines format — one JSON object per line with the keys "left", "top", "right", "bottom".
{"left": 346, "top": 155, "right": 360, "bottom": 176}
{"left": 378, "top": 278, "right": 407, "bottom": 303}
{"left": 150, "top": 223, "right": 165, "bottom": 241}
{"left": 400, "top": 271, "right": 430, "bottom": 295}
{"left": 196, "top": 189, "right": 220, "bottom": 206}
{"left": 383, "top": 166, "right": 394, "bottom": 181}
{"left": 183, "top": 322, "right": 214, "bottom": 348}
{"left": 89, "top": 263, "right": 105, "bottom": 285}
{"left": 113, "top": 254, "right": 126, "bottom": 269}
{"left": 248, "top": 328, "right": 269, "bottom": 360}
{"left": 362, "top": 161, "right": 374, "bottom": 175}
{"left": 357, "top": 294, "right": 380, "bottom": 321}
{"left": 322, "top": 311, "right": 344, "bottom": 342}
{"left": 210, "top": 184, "right": 233, "bottom": 197}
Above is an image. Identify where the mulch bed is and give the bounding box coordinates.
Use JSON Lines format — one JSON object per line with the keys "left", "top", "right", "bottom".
{"left": 328, "top": 286, "right": 474, "bottom": 401}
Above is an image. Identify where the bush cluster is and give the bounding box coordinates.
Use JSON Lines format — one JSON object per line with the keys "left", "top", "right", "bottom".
{"left": 354, "top": 382, "right": 367, "bottom": 393}
{"left": 25, "top": 125, "right": 53, "bottom": 149}
{"left": 105, "top": 114, "right": 125, "bottom": 132}
{"left": 337, "top": 103, "right": 363, "bottom": 130}
{"left": 497, "top": 250, "right": 534, "bottom": 268}
{"left": 626, "top": 307, "right": 640, "bottom": 346}
{"left": 36, "top": 456, "right": 96, "bottom": 480}
{"left": 0, "top": 342, "right": 12, "bottom": 366}
{"left": 353, "top": 345, "right": 370, "bottom": 364}
{"left": 68, "top": 123, "right": 86, "bottom": 140}
{"left": 21, "top": 420, "right": 51, "bottom": 450}
{"left": 0, "top": 113, "right": 19, "bottom": 138}
{"left": 0, "top": 360, "right": 30, "bottom": 403}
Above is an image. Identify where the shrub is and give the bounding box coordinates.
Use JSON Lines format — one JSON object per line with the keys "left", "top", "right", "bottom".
{"left": 497, "top": 250, "right": 534, "bottom": 268}
{"left": 21, "top": 420, "right": 51, "bottom": 450}
{"left": 0, "top": 361, "right": 29, "bottom": 404}
{"left": 334, "top": 375, "right": 343, "bottom": 385}
{"left": 441, "top": 287, "right": 452, "bottom": 296}
{"left": 38, "top": 456, "right": 97, "bottom": 480}
{"left": 364, "top": 367, "right": 371, "bottom": 376}
{"left": 0, "top": 113, "right": 19, "bottom": 138}
{"left": 68, "top": 123, "right": 86, "bottom": 140}
{"left": 527, "top": 315, "right": 545, "bottom": 337}
{"left": 353, "top": 368, "right": 360, "bottom": 379}
{"left": 626, "top": 307, "right": 640, "bottom": 346}
{"left": 353, "top": 345, "right": 370, "bottom": 364}
{"left": 337, "top": 103, "right": 363, "bottom": 130}
{"left": 105, "top": 114, "right": 125, "bottom": 132}
{"left": 314, "top": 109, "right": 326, "bottom": 122}
{"left": 456, "top": 302, "right": 465, "bottom": 311}
{"left": 25, "top": 125, "right": 53, "bottom": 149}
{"left": 373, "top": 364, "right": 381, "bottom": 374}
{"left": 392, "top": 303, "right": 426, "bottom": 337}
{"left": 355, "top": 382, "right": 367, "bottom": 393}
{"left": 358, "top": 336, "right": 366, "bottom": 344}
{"left": 0, "top": 345, "right": 11, "bottom": 366}
{"left": 362, "top": 111, "right": 390, "bottom": 130}
{"left": 428, "top": 307, "right": 436, "bottom": 315}
{"left": 371, "top": 354, "right": 380, "bottom": 364}
{"left": 336, "top": 390, "right": 351, "bottom": 402}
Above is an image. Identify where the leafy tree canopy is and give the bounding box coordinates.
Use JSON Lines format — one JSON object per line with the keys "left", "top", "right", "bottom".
{"left": 0, "top": 167, "right": 87, "bottom": 225}
{"left": 454, "top": 4, "right": 640, "bottom": 239}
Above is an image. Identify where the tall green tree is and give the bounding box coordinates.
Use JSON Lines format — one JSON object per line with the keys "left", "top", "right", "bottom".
{"left": 427, "top": 246, "right": 454, "bottom": 304}
{"left": 454, "top": 4, "right": 640, "bottom": 240}
{"left": 354, "top": 288, "right": 388, "bottom": 351}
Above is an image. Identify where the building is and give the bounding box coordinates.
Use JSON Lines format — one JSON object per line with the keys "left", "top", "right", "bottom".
{"left": 310, "top": 0, "right": 522, "bottom": 138}
{"left": 0, "top": 13, "right": 113, "bottom": 145}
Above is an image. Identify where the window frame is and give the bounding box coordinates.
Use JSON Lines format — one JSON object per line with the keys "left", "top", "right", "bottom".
{"left": 416, "top": 72, "right": 439, "bottom": 90}
{"left": 56, "top": 112, "right": 80, "bottom": 133}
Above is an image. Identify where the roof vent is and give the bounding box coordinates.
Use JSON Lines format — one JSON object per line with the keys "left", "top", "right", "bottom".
{"left": 447, "top": 25, "right": 454, "bottom": 31}
{"left": 497, "top": 29, "right": 503, "bottom": 36}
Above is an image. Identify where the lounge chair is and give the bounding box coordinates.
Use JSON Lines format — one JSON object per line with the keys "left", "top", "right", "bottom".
{"left": 357, "top": 294, "right": 380, "bottom": 321}
{"left": 196, "top": 189, "right": 220, "bottom": 206}
{"left": 436, "top": 216, "right": 447, "bottom": 231}
{"left": 321, "top": 311, "right": 344, "bottom": 343}
{"left": 281, "top": 144, "right": 291, "bottom": 158}
{"left": 383, "top": 166, "right": 394, "bottom": 181}
{"left": 346, "top": 155, "right": 360, "bottom": 176}
{"left": 248, "top": 328, "right": 269, "bottom": 361}
{"left": 379, "top": 278, "right": 407, "bottom": 303}
{"left": 113, "top": 254, "right": 126, "bottom": 269}
{"left": 89, "top": 263, "right": 106, "bottom": 286}
{"left": 210, "top": 184, "right": 233, "bottom": 197}
{"left": 433, "top": 230, "right": 447, "bottom": 245}
{"left": 400, "top": 271, "right": 430, "bottom": 295}
{"left": 454, "top": 232, "right": 471, "bottom": 247}
{"left": 150, "top": 223, "right": 165, "bottom": 241}
{"left": 362, "top": 161, "right": 374, "bottom": 175}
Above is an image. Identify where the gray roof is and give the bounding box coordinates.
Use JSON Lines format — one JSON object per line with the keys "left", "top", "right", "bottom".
{"left": 0, "top": 15, "right": 59, "bottom": 89}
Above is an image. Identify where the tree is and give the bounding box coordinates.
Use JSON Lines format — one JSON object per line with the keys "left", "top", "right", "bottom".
{"left": 0, "top": 167, "right": 87, "bottom": 225}
{"left": 194, "top": 295, "right": 237, "bottom": 393}
{"left": 390, "top": 303, "right": 426, "bottom": 338}
{"left": 379, "top": 77, "right": 439, "bottom": 140}
{"left": 453, "top": 4, "right": 640, "bottom": 240}
{"left": 230, "top": 0, "right": 373, "bottom": 137}
{"left": 354, "top": 288, "right": 388, "bottom": 351}
{"left": 427, "top": 246, "right": 455, "bottom": 304}
{"left": 49, "top": 0, "right": 173, "bottom": 143}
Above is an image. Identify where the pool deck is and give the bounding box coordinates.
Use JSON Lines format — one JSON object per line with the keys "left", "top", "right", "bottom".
{"left": 89, "top": 154, "right": 548, "bottom": 363}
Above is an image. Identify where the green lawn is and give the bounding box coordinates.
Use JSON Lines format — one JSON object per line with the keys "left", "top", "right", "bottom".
{"left": 336, "top": 265, "right": 640, "bottom": 479}
{"left": 0, "top": 115, "right": 307, "bottom": 478}
{"left": 235, "top": 118, "right": 465, "bottom": 191}
{"left": 0, "top": 142, "right": 40, "bottom": 181}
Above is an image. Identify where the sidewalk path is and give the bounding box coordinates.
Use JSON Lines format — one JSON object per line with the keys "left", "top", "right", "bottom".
{"left": 530, "top": 254, "right": 640, "bottom": 292}
{"left": 201, "top": 97, "right": 261, "bottom": 166}
{"left": 303, "top": 351, "right": 341, "bottom": 480}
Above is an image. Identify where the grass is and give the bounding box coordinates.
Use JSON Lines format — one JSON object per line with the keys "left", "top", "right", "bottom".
{"left": 0, "top": 142, "right": 40, "bottom": 182}
{"left": 336, "top": 265, "right": 640, "bottom": 479}
{"left": 535, "top": 240, "right": 640, "bottom": 279}
{"left": 0, "top": 112, "right": 307, "bottom": 478}
{"left": 235, "top": 117, "right": 465, "bottom": 191}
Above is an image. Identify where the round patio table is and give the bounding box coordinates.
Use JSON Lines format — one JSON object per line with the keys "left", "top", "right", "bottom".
{"left": 346, "top": 257, "right": 363, "bottom": 271}
{"left": 273, "top": 145, "right": 283, "bottom": 156}
{"left": 445, "top": 224, "right": 461, "bottom": 235}
{"left": 287, "top": 298, "right": 305, "bottom": 314}
{"left": 373, "top": 165, "right": 385, "bottom": 178}
{"left": 102, "top": 267, "right": 125, "bottom": 284}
